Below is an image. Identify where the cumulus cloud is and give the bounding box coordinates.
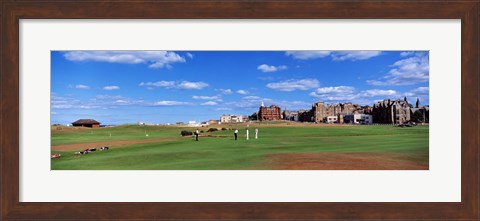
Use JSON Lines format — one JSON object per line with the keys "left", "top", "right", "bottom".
{"left": 400, "top": 51, "right": 414, "bottom": 57}
{"left": 361, "top": 89, "right": 397, "bottom": 97}
{"left": 75, "top": 84, "right": 90, "bottom": 90}
{"left": 266, "top": 79, "right": 320, "bottom": 91}
{"left": 309, "top": 86, "right": 356, "bottom": 101}
{"left": 218, "top": 89, "right": 233, "bottom": 95}
{"left": 103, "top": 85, "right": 120, "bottom": 90}
{"left": 367, "top": 52, "right": 429, "bottom": 86}
{"left": 201, "top": 101, "right": 218, "bottom": 106}
{"left": 257, "top": 64, "right": 287, "bottom": 72}
{"left": 215, "top": 107, "right": 232, "bottom": 111}
{"left": 52, "top": 94, "right": 145, "bottom": 110}
{"left": 331, "top": 51, "right": 382, "bottom": 61}
{"left": 139, "top": 81, "right": 175, "bottom": 87}
{"left": 152, "top": 101, "right": 191, "bottom": 106}
{"left": 285, "top": 51, "right": 381, "bottom": 61}
{"left": 186, "top": 53, "right": 194, "bottom": 59}
{"left": 139, "top": 81, "right": 208, "bottom": 90}
{"left": 285, "top": 51, "right": 332, "bottom": 60}
{"left": 192, "top": 95, "right": 220, "bottom": 100}
{"left": 237, "top": 90, "right": 249, "bottom": 95}
{"left": 404, "top": 86, "right": 429, "bottom": 104}
{"left": 177, "top": 81, "right": 209, "bottom": 90}
{"left": 309, "top": 86, "right": 399, "bottom": 104}
{"left": 63, "top": 51, "right": 186, "bottom": 69}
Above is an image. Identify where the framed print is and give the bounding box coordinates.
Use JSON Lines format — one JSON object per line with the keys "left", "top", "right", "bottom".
{"left": 1, "top": 1, "right": 478, "bottom": 220}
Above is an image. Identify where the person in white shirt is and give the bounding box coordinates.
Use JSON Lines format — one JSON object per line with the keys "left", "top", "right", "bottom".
{"left": 234, "top": 129, "right": 238, "bottom": 140}
{"left": 254, "top": 128, "right": 258, "bottom": 139}
{"left": 195, "top": 129, "right": 199, "bottom": 141}
{"left": 246, "top": 128, "right": 249, "bottom": 140}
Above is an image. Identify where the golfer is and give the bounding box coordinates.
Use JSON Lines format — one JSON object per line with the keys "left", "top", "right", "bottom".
{"left": 195, "top": 128, "right": 199, "bottom": 141}
{"left": 234, "top": 129, "right": 238, "bottom": 140}
{"left": 246, "top": 128, "right": 249, "bottom": 140}
{"left": 254, "top": 128, "right": 258, "bottom": 139}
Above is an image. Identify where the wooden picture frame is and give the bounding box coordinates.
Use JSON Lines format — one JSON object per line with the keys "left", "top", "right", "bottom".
{"left": 1, "top": 1, "right": 478, "bottom": 220}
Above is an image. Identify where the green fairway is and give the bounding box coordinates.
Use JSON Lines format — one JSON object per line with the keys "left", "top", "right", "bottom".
{"left": 51, "top": 124, "right": 429, "bottom": 170}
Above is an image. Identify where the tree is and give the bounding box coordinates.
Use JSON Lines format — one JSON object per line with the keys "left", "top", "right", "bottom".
{"left": 249, "top": 112, "right": 258, "bottom": 121}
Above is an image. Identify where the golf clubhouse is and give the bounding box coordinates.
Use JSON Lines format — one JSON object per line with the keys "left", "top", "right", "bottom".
{"left": 72, "top": 119, "right": 101, "bottom": 128}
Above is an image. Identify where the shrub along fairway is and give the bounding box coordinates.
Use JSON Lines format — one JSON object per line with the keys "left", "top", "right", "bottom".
{"left": 51, "top": 123, "right": 429, "bottom": 170}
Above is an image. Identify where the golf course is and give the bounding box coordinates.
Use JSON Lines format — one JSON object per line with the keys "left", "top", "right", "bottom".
{"left": 51, "top": 122, "right": 429, "bottom": 170}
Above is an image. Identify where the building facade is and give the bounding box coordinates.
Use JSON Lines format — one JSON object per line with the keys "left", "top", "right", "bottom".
{"left": 72, "top": 119, "right": 101, "bottom": 128}
{"left": 372, "top": 97, "right": 411, "bottom": 124}
{"left": 258, "top": 105, "right": 281, "bottom": 121}
{"left": 326, "top": 116, "right": 338, "bottom": 123}
{"left": 220, "top": 114, "right": 248, "bottom": 123}
{"left": 344, "top": 114, "right": 373, "bottom": 124}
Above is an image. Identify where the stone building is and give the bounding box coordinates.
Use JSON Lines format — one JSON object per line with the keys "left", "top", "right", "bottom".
{"left": 298, "top": 109, "right": 314, "bottom": 122}
{"left": 372, "top": 97, "right": 411, "bottom": 124}
{"left": 410, "top": 98, "right": 429, "bottom": 123}
{"left": 282, "top": 109, "right": 299, "bottom": 121}
{"left": 344, "top": 114, "right": 373, "bottom": 124}
{"left": 311, "top": 102, "right": 359, "bottom": 123}
{"left": 220, "top": 114, "right": 248, "bottom": 123}
{"left": 71, "top": 119, "right": 101, "bottom": 128}
{"left": 312, "top": 102, "right": 326, "bottom": 123}
{"left": 258, "top": 104, "right": 281, "bottom": 121}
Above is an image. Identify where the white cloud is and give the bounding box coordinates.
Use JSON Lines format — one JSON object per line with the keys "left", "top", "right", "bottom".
{"left": 192, "top": 95, "right": 220, "bottom": 100}
{"left": 361, "top": 89, "right": 397, "bottom": 97}
{"left": 75, "top": 84, "right": 90, "bottom": 90}
{"left": 139, "top": 81, "right": 208, "bottom": 90}
{"left": 237, "top": 90, "right": 249, "bottom": 95}
{"left": 309, "top": 86, "right": 356, "bottom": 101}
{"left": 257, "top": 64, "right": 287, "bottom": 72}
{"left": 103, "top": 85, "right": 120, "bottom": 90}
{"left": 404, "top": 87, "right": 429, "bottom": 104}
{"left": 52, "top": 93, "right": 196, "bottom": 110}
{"left": 400, "top": 51, "right": 414, "bottom": 57}
{"left": 367, "top": 52, "right": 429, "bottom": 86}
{"left": 242, "top": 96, "right": 261, "bottom": 100}
{"left": 285, "top": 51, "right": 381, "bottom": 61}
{"left": 331, "top": 51, "right": 382, "bottom": 61}
{"left": 215, "top": 107, "right": 232, "bottom": 111}
{"left": 186, "top": 53, "right": 194, "bottom": 59}
{"left": 152, "top": 101, "right": 191, "bottom": 106}
{"left": 411, "top": 86, "right": 429, "bottom": 94}
{"left": 285, "top": 51, "right": 331, "bottom": 60}
{"left": 201, "top": 101, "right": 218, "bottom": 106}
{"left": 309, "top": 86, "right": 399, "bottom": 105}
{"left": 218, "top": 89, "right": 233, "bottom": 95}
{"left": 63, "top": 51, "right": 186, "bottom": 69}
{"left": 266, "top": 79, "right": 320, "bottom": 91}
{"left": 139, "top": 81, "right": 175, "bottom": 87}
{"left": 177, "top": 81, "right": 209, "bottom": 90}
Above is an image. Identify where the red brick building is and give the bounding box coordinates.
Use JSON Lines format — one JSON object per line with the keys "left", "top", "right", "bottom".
{"left": 72, "top": 119, "right": 101, "bottom": 128}
{"left": 258, "top": 105, "right": 281, "bottom": 121}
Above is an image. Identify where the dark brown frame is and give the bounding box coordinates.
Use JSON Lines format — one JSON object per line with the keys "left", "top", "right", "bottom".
{"left": 1, "top": 0, "right": 478, "bottom": 220}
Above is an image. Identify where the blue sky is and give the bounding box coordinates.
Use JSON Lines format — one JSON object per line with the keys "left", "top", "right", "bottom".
{"left": 51, "top": 51, "right": 429, "bottom": 125}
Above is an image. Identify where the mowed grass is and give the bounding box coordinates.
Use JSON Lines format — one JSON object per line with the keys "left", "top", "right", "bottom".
{"left": 51, "top": 124, "right": 429, "bottom": 170}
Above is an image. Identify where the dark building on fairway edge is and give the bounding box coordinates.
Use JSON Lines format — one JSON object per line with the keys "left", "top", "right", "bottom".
{"left": 72, "top": 119, "right": 101, "bottom": 128}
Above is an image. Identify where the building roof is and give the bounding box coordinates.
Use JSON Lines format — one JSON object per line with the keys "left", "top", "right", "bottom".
{"left": 72, "top": 119, "right": 100, "bottom": 124}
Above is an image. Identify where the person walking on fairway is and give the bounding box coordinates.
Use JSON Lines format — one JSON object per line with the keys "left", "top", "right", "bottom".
{"left": 194, "top": 128, "right": 199, "bottom": 141}
{"left": 234, "top": 129, "right": 238, "bottom": 140}
{"left": 246, "top": 128, "right": 249, "bottom": 140}
{"left": 254, "top": 128, "right": 258, "bottom": 139}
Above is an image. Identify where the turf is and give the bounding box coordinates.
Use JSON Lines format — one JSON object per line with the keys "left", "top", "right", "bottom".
{"left": 51, "top": 124, "right": 429, "bottom": 170}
